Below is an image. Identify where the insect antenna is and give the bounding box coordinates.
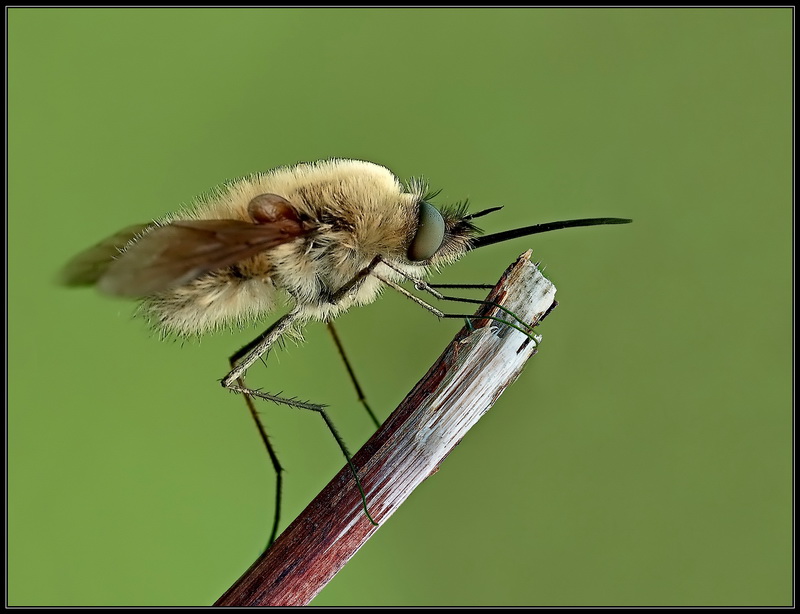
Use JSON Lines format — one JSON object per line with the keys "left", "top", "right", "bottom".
{"left": 463, "top": 205, "right": 503, "bottom": 220}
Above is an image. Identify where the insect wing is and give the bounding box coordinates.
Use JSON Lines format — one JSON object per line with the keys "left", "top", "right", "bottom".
{"left": 60, "top": 223, "right": 154, "bottom": 287}
{"left": 97, "top": 218, "right": 309, "bottom": 297}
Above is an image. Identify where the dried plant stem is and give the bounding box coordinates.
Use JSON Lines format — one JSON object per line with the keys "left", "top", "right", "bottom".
{"left": 215, "top": 251, "right": 557, "bottom": 606}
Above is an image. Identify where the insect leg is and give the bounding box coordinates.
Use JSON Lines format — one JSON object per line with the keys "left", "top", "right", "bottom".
{"left": 374, "top": 272, "right": 539, "bottom": 344}
{"left": 225, "top": 310, "right": 309, "bottom": 548}
{"left": 223, "top": 308, "right": 304, "bottom": 391}
{"left": 227, "top": 348, "right": 284, "bottom": 548}
{"left": 226, "top": 385, "right": 378, "bottom": 529}
{"left": 376, "top": 261, "right": 537, "bottom": 336}
{"left": 327, "top": 322, "right": 381, "bottom": 429}
{"left": 222, "top": 306, "right": 377, "bottom": 532}
{"left": 372, "top": 273, "right": 445, "bottom": 318}
{"left": 416, "top": 279, "right": 536, "bottom": 329}
{"left": 426, "top": 282, "right": 495, "bottom": 290}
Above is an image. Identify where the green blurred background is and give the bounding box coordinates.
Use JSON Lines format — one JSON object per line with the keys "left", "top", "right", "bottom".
{"left": 8, "top": 7, "right": 791, "bottom": 607}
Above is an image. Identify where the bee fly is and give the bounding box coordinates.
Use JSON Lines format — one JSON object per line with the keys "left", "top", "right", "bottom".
{"left": 61, "top": 158, "right": 631, "bottom": 545}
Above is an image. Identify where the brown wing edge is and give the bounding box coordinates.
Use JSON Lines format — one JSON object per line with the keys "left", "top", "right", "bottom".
{"left": 95, "top": 218, "right": 309, "bottom": 298}
{"left": 58, "top": 223, "right": 155, "bottom": 288}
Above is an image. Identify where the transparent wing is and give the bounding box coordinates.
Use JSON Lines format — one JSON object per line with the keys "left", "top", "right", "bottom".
{"left": 59, "top": 223, "right": 154, "bottom": 287}
{"left": 94, "top": 218, "right": 309, "bottom": 297}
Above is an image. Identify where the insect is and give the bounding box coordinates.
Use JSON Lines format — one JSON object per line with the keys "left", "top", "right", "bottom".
{"left": 61, "top": 158, "right": 631, "bottom": 545}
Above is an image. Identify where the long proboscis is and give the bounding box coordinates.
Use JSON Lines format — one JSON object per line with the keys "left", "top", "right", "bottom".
{"left": 471, "top": 217, "right": 632, "bottom": 249}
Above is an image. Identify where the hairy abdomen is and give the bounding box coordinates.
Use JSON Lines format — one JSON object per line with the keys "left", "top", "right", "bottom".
{"left": 140, "top": 269, "right": 279, "bottom": 337}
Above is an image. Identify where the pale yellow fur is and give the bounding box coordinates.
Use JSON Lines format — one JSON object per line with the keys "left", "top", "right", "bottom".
{"left": 139, "top": 159, "right": 460, "bottom": 337}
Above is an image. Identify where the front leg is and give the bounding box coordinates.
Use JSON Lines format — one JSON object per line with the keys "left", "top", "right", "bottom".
{"left": 221, "top": 307, "right": 304, "bottom": 393}
{"left": 223, "top": 255, "right": 383, "bottom": 392}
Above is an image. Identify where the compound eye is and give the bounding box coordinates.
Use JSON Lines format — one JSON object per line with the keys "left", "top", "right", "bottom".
{"left": 407, "top": 200, "right": 445, "bottom": 262}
